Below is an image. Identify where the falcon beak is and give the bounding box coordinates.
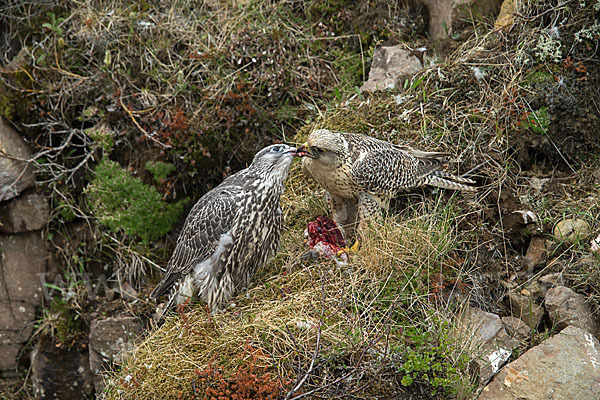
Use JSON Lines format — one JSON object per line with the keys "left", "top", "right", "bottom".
{"left": 296, "top": 143, "right": 314, "bottom": 158}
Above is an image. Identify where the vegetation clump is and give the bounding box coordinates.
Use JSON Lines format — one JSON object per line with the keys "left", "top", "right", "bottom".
{"left": 86, "top": 158, "right": 187, "bottom": 243}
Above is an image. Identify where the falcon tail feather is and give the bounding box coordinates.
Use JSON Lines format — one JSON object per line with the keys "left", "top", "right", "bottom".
{"left": 426, "top": 172, "right": 476, "bottom": 191}
{"left": 150, "top": 272, "right": 182, "bottom": 298}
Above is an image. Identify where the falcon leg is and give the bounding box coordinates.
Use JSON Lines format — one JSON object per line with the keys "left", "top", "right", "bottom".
{"left": 326, "top": 192, "right": 347, "bottom": 225}
{"left": 357, "top": 193, "right": 382, "bottom": 238}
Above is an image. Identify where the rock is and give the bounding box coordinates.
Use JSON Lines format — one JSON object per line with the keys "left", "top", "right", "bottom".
{"left": 507, "top": 289, "right": 544, "bottom": 330}
{"left": 523, "top": 236, "right": 544, "bottom": 269}
{"left": 553, "top": 218, "right": 591, "bottom": 244}
{"left": 501, "top": 316, "right": 530, "bottom": 342}
{"left": 0, "top": 192, "right": 49, "bottom": 233}
{"left": 360, "top": 45, "right": 430, "bottom": 92}
{"left": 0, "top": 117, "right": 35, "bottom": 202}
{"left": 479, "top": 326, "right": 600, "bottom": 400}
{"left": 538, "top": 273, "right": 565, "bottom": 297}
{"left": 419, "top": 0, "right": 503, "bottom": 40}
{"left": 31, "top": 335, "right": 94, "bottom": 399}
{"left": 115, "top": 281, "right": 138, "bottom": 300}
{"left": 89, "top": 316, "right": 143, "bottom": 392}
{"left": 494, "top": 0, "right": 516, "bottom": 31}
{"left": 0, "top": 344, "right": 21, "bottom": 375}
{"left": 0, "top": 231, "right": 47, "bottom": 375}
{"left": 544, "top": 286, "right": 599, "bottom": 335}
{"left": 454, "top": 306, "right": 518, "bottom": 385}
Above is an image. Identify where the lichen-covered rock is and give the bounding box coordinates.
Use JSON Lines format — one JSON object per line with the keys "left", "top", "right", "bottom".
{"left": 31, "top": 335, "right": 94, "bottom": 399}
{"left": 89, "top": 316, "right": 143, "bottom": 393}
{"left": 0, "top": 192, "right": 49, "bottom": 233}
{"left": 479, "top": 326, "right": 600, "bottom": 400}
{"left": 0, "top": 118, "right": 35, "bottom": 202}
{"left": 544, "top": 285, "right": 599, "bottom": 335}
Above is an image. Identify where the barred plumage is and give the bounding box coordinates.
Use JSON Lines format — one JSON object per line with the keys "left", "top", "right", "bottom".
{"left": 300, "top": 129, "right": 475, "bottom": 234}
{"left": 150, "top": 144, "right": 298, "bottom": 313}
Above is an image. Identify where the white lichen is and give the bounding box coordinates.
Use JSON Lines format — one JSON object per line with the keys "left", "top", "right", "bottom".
{"left": 535, "top": 34, "right": 562, "bottom": 62}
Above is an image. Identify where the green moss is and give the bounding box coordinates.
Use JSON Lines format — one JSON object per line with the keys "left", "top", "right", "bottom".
{"left": 46, "top": 297, "right": 87, "bottom": 347}
{"left": 86, "top": 158, "right": 188, "bottom": 243}
{"left": 526, "top": 71, "right": 554, "bottom": 84}
{"left": 520, "top": 106, "right": 549, "bottom": 134}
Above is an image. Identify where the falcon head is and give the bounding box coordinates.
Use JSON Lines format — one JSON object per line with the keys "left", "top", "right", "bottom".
{"left": 250, "top": 144, "right": 299, "bottom": 176}
{"left": 298, "top": 129, "right": 347, "bottom": 168}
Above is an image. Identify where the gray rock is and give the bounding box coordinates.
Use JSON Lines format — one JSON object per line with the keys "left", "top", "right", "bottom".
{"left": 0, "top": 118, "right": 35, "bottom": 202}
{"left": 360, "top": 45, "right": 430, "bottom": 92}
{"left": 89, "top": 316, "right": 143, "bottom": 393}
{"left": 538, "top": 273, "right": 565, "bottom": 297}
{"left": 507, "top": 289, "right": 545, "bottom": 330}
{"left": 479, "top": 326, "right": 600, "bottom": 400}
{"left": 0, "top": 232, "right": 47, "bottom": 375}
{"left": 0, "top": 192, "right": 49, "bottom": 233}
{"left": 501, "top": 316, "right": 530, "bottom": 342}
{"left": 419, "top": 0, "right": 503, "bottom": 39}
{"left": 544, "top": 286, "right": 599, "bottom": 335}
{"left": 0, "top": 344, "right": 21, "bottom": 376}
{"left": 31, "top": 335, "right": 94, "bottom": 399}
{"left": 553, "top": 218, "right": 592, "bottom": 244}
{"left": 454, "top": 306, "right": 517, "bottom": 385}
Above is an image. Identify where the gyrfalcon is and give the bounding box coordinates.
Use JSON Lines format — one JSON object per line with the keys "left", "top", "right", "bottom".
{"left": 150, "top": 144, "right": 299, "bottom": 313}
{"left": 299, "top": 129, "right": 475, "bottom": 235}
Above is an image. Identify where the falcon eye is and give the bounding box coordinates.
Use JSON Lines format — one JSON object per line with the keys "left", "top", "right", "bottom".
{"left": 271, "top": 145, "right": 283, "bottom": 153}
{"left": 312, "top": 147, "right": 324, "bottom": 154}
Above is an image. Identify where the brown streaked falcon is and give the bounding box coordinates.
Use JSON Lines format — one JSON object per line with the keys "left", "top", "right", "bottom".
{"left": 150, "top": 144, "right": 299, "bottom": 313}
{"left": 299, "top": 129, "right": 475, "bottom": 235}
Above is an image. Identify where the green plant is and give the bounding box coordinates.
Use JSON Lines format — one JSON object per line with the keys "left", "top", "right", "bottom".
{"left": 42, "top": 12, "right": 65, "bottom": 35}
{"left": 85, "top": 124, "right": 114, "bottom": 153}
{"left": 394, "top": 320, "right": 472, "bottom": 396}
{"left": 145, "top": 160, "right": 175, "bottom": 183}
{"left": 86, "top": 158, "right": 187, "bottom": 243}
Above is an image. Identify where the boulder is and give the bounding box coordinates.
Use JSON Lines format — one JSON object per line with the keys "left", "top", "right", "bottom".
{"left": 360, "top": 45, "right": 430, "bottom": 92}
{"left": 479, "top": 326, "right": 600, "bottom": 399}
{"left": 419, "top": 0, "right": 503, "bottom": 40}
{"left": 31, "top": 335, "right": 94, "bottom": 399}
{"left": 0, "top": 232, "right": 47, "bottom": 376}
{"left": 454, "top": 306, "right": 518, "bottom": 385}
{"left": 0, "top": 117, "right": 35, "bottom": 202}
{"left": 553, "top": 218, "right": 592, "bottom": 244}
{"left": 0, "top": 192, "right": 49, "bottom": 233}
{"left": 89, "top": 316, "right": 143, "bottom": 392}
{"left": 544, "top": 286, "right": 599, "bottom": 335}
{"left": 507, "top": 289, "right": 544, "bottom": 330}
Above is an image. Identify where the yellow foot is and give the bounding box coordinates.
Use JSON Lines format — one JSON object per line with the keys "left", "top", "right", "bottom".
{"left": 349, "top": 239, "right": 360, "bottom": 253}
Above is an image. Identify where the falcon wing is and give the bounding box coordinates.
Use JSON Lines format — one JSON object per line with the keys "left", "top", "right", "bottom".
{"left": 150, "top": 187, "right": 240, "bottom": 298}
{"left": 350, "top": 146, "right": 447, "bottom": 195}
